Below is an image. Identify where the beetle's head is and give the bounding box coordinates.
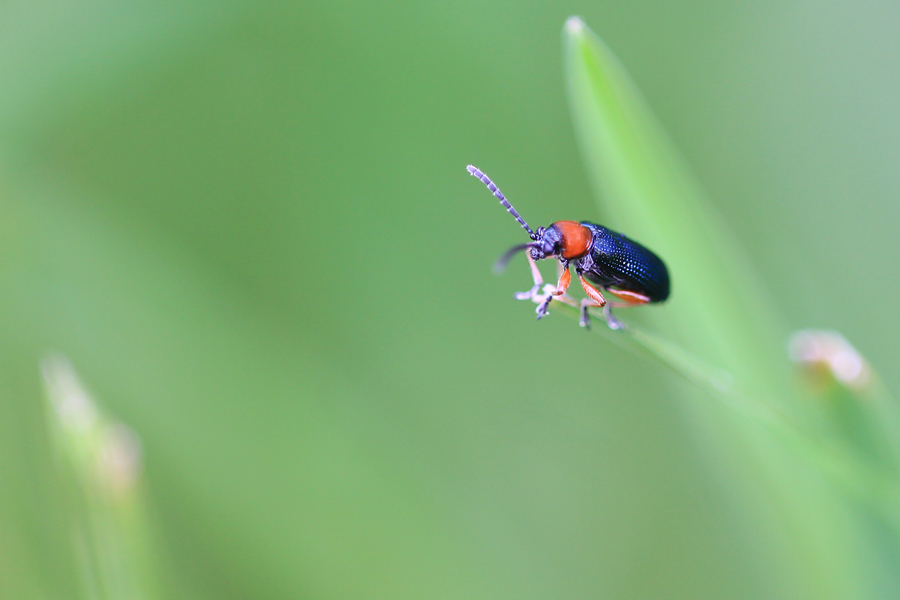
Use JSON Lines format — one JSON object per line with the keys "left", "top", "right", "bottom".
{"left": 528, "top": 226, "right": 561, "bottom": 261}
{"left": 493, "top": 225, "right": 559, "bottom": 272}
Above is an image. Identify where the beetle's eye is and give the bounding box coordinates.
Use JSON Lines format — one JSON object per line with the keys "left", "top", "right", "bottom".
{"left": 542, "top": 240, "right": 557, "bottom": 256}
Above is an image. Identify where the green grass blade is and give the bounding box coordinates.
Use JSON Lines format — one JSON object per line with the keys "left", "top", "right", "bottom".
{"left": 564, "top": 17, "right": 790, "bottom": 406}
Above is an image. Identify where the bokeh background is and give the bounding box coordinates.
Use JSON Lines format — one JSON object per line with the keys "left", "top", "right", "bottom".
{"left": 2, "top": 1, "right": 899, "bottom": 599}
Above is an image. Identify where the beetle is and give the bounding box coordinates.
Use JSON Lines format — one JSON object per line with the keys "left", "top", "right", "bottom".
{"left": 467, "top": 165, "right": 670, "bottom": 329}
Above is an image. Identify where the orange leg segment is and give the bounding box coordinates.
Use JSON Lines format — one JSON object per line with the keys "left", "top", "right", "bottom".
{"left": 553, "top": 267, "right": 572, "bottom": 296}
{"left": 606, "top": 288, "right": 650, "bottom": 306}
{"left": 602, "top": 289, "right": 650, "bottom": 330}
{"left": 578, "top": 274, "right": 607, "bottom": 307}
{"left": 577, "top": 274, "right": 608, "bottom": 329}
{"left": 535, "top": 265, "right": 571, "bottom": 320}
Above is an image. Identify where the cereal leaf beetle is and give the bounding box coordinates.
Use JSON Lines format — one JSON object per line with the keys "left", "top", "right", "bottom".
{"left": 467, "top": 165, "right": 670, "bottom": 329}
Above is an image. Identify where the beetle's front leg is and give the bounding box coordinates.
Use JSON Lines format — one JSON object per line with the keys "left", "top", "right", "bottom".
{"left": 510, "top": 254, "right": 554, "bottom": 319}
{"left": 535, "top": 261, "right": 574, "bottom": 320}
{"left": 535, "top": 294, "right": 553, "bottom": 320}
{"left": 552, "top": 260, "right": 571, "bottom": 296}
{"left": 514, "top": 254, "right": 544, "bottom": 300}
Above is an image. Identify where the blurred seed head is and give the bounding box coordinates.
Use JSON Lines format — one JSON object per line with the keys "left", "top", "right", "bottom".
{"left": 788, "top": 330, "right": 871, "bottom": 391}
{"left": 42, "top": 353, "right": 99, "bottom": 432}
{"left": 42, "top": 353, "right": 143, "bottom": 497}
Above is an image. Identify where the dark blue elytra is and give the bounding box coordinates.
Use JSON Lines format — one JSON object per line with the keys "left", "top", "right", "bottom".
{"left": 578, "top": 222, "right": 670, "bottom": 302}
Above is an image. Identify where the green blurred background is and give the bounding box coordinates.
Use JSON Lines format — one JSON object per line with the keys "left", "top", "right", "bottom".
{"left": 1, "top": 1, "right": 899, "bottom": 599}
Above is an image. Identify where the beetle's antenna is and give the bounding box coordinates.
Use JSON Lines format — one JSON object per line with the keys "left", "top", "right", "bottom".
{"left": 467, "top": 165, "right": 536, "bottom": 239}
{"left": 494, "top": 242, "right": 539, "bottom": 273}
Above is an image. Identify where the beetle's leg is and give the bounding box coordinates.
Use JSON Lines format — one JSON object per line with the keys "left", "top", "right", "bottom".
{"left": 535, "top": 294, "right": 553, "bottom": 320}
{"left": 578, "top": 298, "right": 594, "bottom": 329}
{"left": 511, "top": 253, "right": 554, "bottom": 319}
{"left": 534, "top": 262, "right": 575, "bottom": 320}
{"left": 606, "top": 288, "right": 651, "bottom": 305}
{"left": 577, "top": 274, "right": 607, "bottom": 329}
{"left": 578, "top": 275, "right": 607, "bottom": 306}
{"left": 552, "top": 264, "right": 571, "bottom": 296}
{"left": 514, "top": 254, "right": 544, "bottom": 300}
{"left": 598, "top": 289, "right": 651, "bottom": 330}
{"left": 514, "top": 257, "right": 579, "bottom": 320}
{"left": 549, "top": 261, "right": 579, "bottom": 305}
{"left": 601, "top": 305, "right": 625, "bottom": 330}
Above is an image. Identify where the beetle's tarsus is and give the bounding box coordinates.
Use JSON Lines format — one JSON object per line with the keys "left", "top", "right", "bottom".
{"left": 515, "top": 283, "right": 541, "bottom": 300}
{"left": 579, "top": 311, "right": 592, "bottom": 329}
{"left": 535, "top": 295, "right": 552, "bottom": 319}
{"left": 603, "top": 305, "right": 625, "bottom": 330}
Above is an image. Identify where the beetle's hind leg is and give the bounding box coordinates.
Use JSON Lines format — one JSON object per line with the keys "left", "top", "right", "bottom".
{"left": 601, "top": 305, "right": 625, "bottom": 330}
{"left": 582, "top": 300, "right": 627, "bottom": 331}
{"left": 598, "top": 289, "right": 652, "bottom": 330}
